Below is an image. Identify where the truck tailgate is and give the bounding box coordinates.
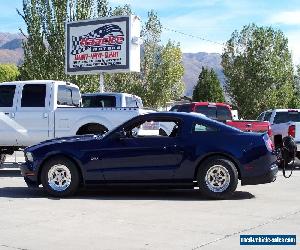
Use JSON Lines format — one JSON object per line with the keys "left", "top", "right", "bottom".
{"left": 294, "top": 123, "right": 300, "bottom": 142}
{"left": 226, "top": 120, "right": 270, "bottom": 133}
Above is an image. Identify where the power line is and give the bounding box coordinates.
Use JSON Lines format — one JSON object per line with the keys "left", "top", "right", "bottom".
{"left": 162, "top": 26, "right": 226, "bottom": 47}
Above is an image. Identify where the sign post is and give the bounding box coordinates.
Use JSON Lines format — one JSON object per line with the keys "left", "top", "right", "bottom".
{"left": 99, "top": 73, "right": 104, "bottom": 92}
{"left": 65, "top": 15, "right": 141, "bottom": 90}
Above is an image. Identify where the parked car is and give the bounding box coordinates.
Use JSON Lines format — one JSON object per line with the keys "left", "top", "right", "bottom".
{"left": 82, "top": 92, "right": 143, "bottom": 108}
{"left": 0, "top": 80, "right": 150, "bottom": 163}
{"left": 170, "top": 102, "right": 272, "bottom": 135}
{"left": 21, "top": 112, "right": 278, "bottom": 199}
{"left": 258, "top": 109, "right": 300, "bottom": 158}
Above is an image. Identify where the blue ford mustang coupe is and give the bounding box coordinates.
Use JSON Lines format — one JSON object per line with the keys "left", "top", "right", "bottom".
{"left": 20, "top": 112, "right": 278, "bottom": 199}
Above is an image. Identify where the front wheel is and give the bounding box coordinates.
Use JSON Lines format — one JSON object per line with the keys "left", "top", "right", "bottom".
{"left": 41, "top": 157, "right": 80, "bottom": 197}
{"left": 197, "top": 157, "right": 238, "bottom": 199}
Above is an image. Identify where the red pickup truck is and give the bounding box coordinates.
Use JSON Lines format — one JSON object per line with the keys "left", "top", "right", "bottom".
{"left": 170, "top": 102, "right": 272, "bottom": 135}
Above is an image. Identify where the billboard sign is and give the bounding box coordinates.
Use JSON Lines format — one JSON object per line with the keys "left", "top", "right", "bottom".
{"left": 65, "top": 15, "right": 141, "bottom": 74}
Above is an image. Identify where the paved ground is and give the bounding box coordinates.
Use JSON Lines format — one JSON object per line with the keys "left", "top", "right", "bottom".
{"left": 0, "top": 153, "right": 299, "bottom": 250}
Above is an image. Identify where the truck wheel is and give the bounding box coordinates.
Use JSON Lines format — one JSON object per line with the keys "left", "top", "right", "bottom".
{"left": 296, "top": 152, "right": 300, "bottom": 160}
{"left": 0, "top": 154, "right": 6, "bottom": 165}
{"left": 77, "top": 123, "right": 108, "bottom": 135}
{"left": 197, "top": 157, "right": 238, "bottom": 199}
{"left": 41, "top": 157, "right": 80, "bottom": 197}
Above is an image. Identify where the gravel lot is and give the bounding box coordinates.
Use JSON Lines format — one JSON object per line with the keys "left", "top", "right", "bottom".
{"left": 0, "top": 153, "right": 299, "bottom": 250}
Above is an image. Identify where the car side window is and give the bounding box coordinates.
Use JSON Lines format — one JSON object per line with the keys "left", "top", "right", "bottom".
{"left": 273, "top": 111, "right": 300, "bottom": 124}
{"left": 21, "top": 84, "right": 46, "bottom": 107}
{"left": 0, "top": 85, "right": 16, "bottom": 107}
{"left": 257, "top": 112, "right": 264, "bottom": 121}
{"left": 195, "top": 106, "right": 217, "bottom": 119}
{"left": 193, "top": 123, "right": 218, "bottom": 132}
{"left": 58, "top": 85, "right": 81, "bottom": 107}
{"left": 170, "top": 105, "right": 179, "bottom": 112}
{"left": 263, "top": 111, "right": 272, "bottom": 122}
{"left": 216, "top": 106, "right": 232, "bottom": 121}
{"left": 125, "top": 119, "right": 181, "bottom": 138}
{"left": 125, "top": 96, "right": 136, "bottom": 107}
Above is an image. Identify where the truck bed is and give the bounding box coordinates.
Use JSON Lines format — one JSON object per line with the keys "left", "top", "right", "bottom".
{"left": 226, "top": 120, "right": 271, "bottom": 134}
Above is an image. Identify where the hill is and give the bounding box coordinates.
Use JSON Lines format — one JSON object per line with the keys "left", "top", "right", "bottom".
{"left": 182, "top": 52, "right": 225, "bottom": 96}
{"left": 0, "top": 32, "right": 24, "bottom": 65}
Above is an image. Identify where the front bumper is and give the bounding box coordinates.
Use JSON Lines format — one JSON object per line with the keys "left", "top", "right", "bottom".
{"left": 20, "top": 161, "right": 38, "bottom": 185}
{"left": 241, "top": 163, "right": 278, "bottom": 185}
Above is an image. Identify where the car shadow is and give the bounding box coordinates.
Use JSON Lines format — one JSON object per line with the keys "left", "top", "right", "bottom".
{"left": 0, "top": 169, "right": 21, "bottom": 177}
{"left": 0, "top": 187, "right": 255, "bottom": 201}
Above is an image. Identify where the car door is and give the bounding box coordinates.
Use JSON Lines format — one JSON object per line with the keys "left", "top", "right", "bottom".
{"left": 98, "top": 119, "right": 184, "bottom": 182}
{"left": 0, "top": 84, "right": 18, "bottom": 146}
{"left": 14, "top": 83, "right": 51, "bottom": 146}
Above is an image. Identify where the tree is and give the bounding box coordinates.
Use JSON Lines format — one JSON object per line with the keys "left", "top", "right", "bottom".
{"left": 104, "top": 10, "right": 185, "bottom": 108}
{"left": 18, "top": 3, "right": 184, "bottom": 107}
{"left": 0, "top": 64, "right": 19, "bottom": 82}
{"left": 222, "top": 23, "right": 295, "bottom": 119}
{"left": 192, "top": 66, "right": 225, "bottom": 102}
{"left": 18, "top": 0, "right": 119, "bottom": 92}
{"left": 291, "top": 65, "right": 300, "bottom": 107}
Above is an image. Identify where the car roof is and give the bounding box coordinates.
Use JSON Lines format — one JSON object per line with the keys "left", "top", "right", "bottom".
{"left": 140, "top": 111, "right": 209, "bottom": 120}
{"left": 82, "top": 92, "right": 140, "bottom": 98}
{"left": 0, "top": 80, "right": 78, "bottom": 88}
{"left": 192, "top": 102, "right": 231, "bottom": 107}
{"left": 172, "top": 102, "right": 231, "bottom": 108}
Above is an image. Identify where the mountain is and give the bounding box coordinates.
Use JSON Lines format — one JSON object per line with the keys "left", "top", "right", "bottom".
{"left": 182, "top": 52, "right": 225, "bottom": 96}
{"left": 0, "top": 32, "right": 225, "bottom": 94}
{"left": 0, "top": 32, "right": 24, "bottom": 65}
{"left": 0, "top": 32, "right": 23, "bottom": 47}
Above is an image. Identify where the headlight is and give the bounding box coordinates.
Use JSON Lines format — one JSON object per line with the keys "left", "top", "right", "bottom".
{"left": 25, "top": 152, "right": 34, "bottom": 162}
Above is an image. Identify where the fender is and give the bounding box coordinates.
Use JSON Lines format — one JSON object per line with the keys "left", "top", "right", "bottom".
{"left": 70, "top": 115, "right": 114, "bottom": 135}
{"left": 193, "top": 151, "right": 242, "bottom": 179}
{"left": 37, "top": 150, "right": 86, "bottom": 185}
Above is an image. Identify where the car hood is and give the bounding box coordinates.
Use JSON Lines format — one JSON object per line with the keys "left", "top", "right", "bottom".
{"left": 25, "top": 134, "right": 101, "bottom": 152}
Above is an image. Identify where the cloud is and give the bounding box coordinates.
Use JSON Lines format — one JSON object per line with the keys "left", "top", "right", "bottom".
{"left": 109, "top": 0, "right": 222, "bottom": 10}
{"left": 285, "top": 30, "right": 300, "bottom": 65}
{"left": 268, "top": 10, "right": 300, "bottom": 25}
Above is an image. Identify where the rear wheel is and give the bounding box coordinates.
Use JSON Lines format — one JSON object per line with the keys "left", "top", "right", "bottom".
{"left": 197, "top": 157, "right": 238, "bottom": 199}
{"left": 41, "top": 157, "right": 80, "bottom": 197}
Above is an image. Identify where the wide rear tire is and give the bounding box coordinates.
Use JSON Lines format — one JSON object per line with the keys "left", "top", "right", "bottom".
{"left": 41, "top": 156, "right": 80, "bottom": 197}
{"left": 197, "top": 157, "right": 238, "bottom": 199}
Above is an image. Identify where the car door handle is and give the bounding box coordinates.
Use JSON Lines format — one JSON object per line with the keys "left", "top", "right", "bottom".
{"left": 163, "top": 145, "right": 177, "bottom": 150}
{"left": 163, "top": 145, "right": 182, "bottom": 152}
{"left": 4, "top": 112, "right": 9, "bottom": 115}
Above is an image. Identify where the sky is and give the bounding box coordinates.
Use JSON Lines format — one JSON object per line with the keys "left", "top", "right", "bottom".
{"left": 1, "top": 0, "right": 300, "bottom": 64}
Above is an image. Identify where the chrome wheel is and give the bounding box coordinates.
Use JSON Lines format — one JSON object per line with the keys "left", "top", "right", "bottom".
{"left": 48, "top": 164, "right": 72, "bottom": 192}
{"left": 205, "top": 165, "right": 230, "bottom": 193}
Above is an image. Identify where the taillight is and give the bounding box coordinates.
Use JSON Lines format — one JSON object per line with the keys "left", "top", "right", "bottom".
{"left": 267, "top": 124, "right": 272, "bottom": 137}
{"left": 264, "top": 136, "right": 274, "bottom": 151}
{"left": 288, "top": 125, "right": 295, "bottom": 138}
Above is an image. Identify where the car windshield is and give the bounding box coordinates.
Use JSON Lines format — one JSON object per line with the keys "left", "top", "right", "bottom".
{"left": 170, "top": 104, "right": 191, "bottom": 112}
{"left": 273, "top": 111, "right": 300, "bottom": 124}
{"left": 82, "top": 95, "right": 116, "bottom": 107}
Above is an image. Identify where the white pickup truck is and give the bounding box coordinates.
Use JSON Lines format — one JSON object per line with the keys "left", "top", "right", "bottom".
{"left": 258, "top": 109, "right": 300, "bottom": 158}
{"left": 0, "top": 80, "right": 150, "bottom": 162}
{"left": 82, "top": 92, "right": 143, "bottom": 108}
